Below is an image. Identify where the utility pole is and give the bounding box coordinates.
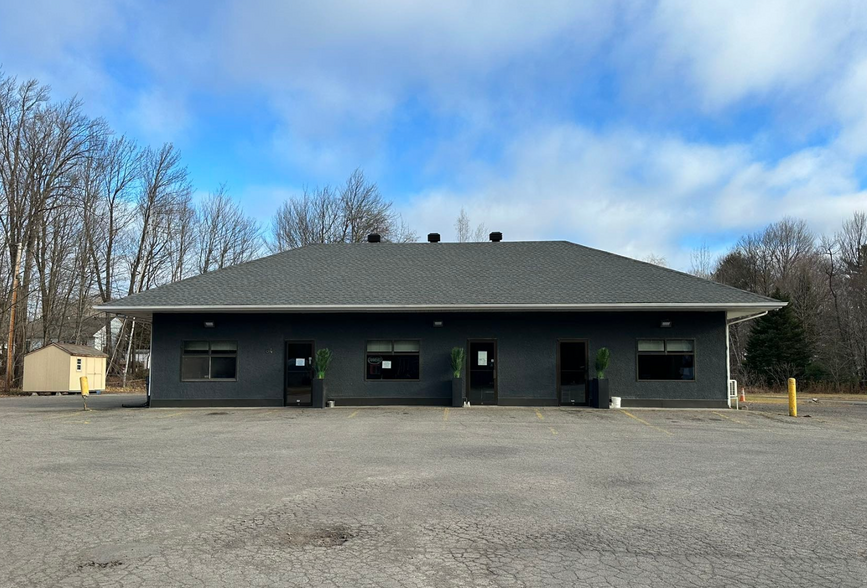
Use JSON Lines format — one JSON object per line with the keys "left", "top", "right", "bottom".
{"left": 5, "top": 243, "right": 22, "bottom": 391}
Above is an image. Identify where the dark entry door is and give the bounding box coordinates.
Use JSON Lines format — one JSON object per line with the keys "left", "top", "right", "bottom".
{"left": 285, "top": 341, "right": 314, "bottom": 406}
{"left": 558, "top": 340, "right": 588, "bottom": 405}
{"left": 467, "top": 340, "right": 497, "bottom": 405}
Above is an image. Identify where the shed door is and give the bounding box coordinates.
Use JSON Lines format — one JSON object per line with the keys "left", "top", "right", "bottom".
{"left": 87, "top": 358, "right": 103, "bottom": 391}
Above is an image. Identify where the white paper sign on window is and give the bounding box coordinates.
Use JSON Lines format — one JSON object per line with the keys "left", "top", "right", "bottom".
{"left": 295, "top": 358, "right": 305, "bottom": 366}
{"left": 382, "top": 360, "right": 392, "bottom": 369}
{"left": 478, "top": 351, "right": 488, "bottom": 366}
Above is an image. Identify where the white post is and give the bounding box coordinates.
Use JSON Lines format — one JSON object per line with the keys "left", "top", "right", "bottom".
{"left": 122, "top": 318, "right": 136, "bottom": 389}
{"left": 147, "top": 325, "right": 152, "bottom": 401}
{"left": 725, "top": 318, "right": 732, "bottom": 408}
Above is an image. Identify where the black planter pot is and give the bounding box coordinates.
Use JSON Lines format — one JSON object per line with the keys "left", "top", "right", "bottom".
{"left": 311, "top": 378, "right": 326, "bottom": 408}
{"left": 452, "top": 377, "right": 464, "bottom": 407}
{"left": 590, "top": 378, "right": 610, "bottom": 409}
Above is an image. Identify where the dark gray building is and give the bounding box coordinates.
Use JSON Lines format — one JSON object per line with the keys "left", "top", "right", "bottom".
{"left": 98, "top": 239, "right": 783, "bottom": 408}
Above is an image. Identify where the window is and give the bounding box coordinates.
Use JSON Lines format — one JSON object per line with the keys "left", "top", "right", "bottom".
{"left": 182, "top": 341, "right": 237, "bottom": 381}
{"left": 366, "top": 340, "right": 420, "bottom": 380}
{"left": 637, "top": 339, "right": 695, "bottom": 381}
{"left": 76, "top": 358, "right": 82, "bottom": 372}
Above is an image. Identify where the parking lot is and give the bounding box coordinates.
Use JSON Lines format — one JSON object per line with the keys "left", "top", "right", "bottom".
{"left": 1, "top": 394, "right": 865, "bottom": 588}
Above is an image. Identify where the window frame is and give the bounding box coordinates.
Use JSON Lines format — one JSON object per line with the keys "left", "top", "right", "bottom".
{"left": 76, "top": 358, "right": 82, "bottom": 372}
{"left": 180, "top": 340, "right": 238, "bottom": 382}
{"left": 635, "top": 338, "right": 696, "bottom": 382}
{"left": 364, "top": 339, "right": 421, "bottom": 382}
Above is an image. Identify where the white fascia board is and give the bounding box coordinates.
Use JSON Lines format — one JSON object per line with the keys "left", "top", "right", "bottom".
{"left": 97, "top": 302, "right": 787, "bottom": 315}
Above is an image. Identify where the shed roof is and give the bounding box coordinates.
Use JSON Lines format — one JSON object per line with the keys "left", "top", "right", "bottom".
{"left": 97, "top": 241, "right": 784, "bottom": 318}
{"left": 26, "top": 343, "right": 108, "bottom": 358}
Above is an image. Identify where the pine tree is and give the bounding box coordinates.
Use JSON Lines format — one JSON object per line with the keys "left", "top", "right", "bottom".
{"left": 744, "top": 289, "right": 812, "bottom": 386}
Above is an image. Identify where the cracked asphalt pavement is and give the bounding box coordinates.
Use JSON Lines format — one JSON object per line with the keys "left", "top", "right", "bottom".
{"left": 1, "top": 394, "right": 866, "bottom": 587}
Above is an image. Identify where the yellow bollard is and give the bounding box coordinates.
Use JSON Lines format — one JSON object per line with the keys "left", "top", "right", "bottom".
{"left": 80, "top": 376, "right": 90, "bottom": 411}
{"left": 787, "top": 377, "right": 797, "bottom": 417}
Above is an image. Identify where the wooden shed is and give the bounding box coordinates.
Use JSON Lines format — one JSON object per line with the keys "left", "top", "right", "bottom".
{"left": 23, "top": 343, "right": 107, "bottom": 394}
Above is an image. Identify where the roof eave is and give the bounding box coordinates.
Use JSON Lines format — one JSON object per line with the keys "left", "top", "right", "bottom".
{"left": 97, "top": 301, "right": 787, "bottom": 320}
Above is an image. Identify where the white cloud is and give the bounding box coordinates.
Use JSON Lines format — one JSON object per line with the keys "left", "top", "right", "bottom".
{"left": 402, "top": 124, "right": 867, "bottom": 269}
{"left": 645, "top": 0, "right": 866, "bottom": 110}
{"left": 1, "top": 0, "right": 866, "bottom": 267}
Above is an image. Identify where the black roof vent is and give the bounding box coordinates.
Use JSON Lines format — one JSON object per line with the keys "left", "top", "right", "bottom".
{"left": 367, "top": 233, "right": 381, "bottom": 243}
{"left": 489, "top": 231, "right": 503, "bottom": 242}
{"left": 427, "top": 233, "right": 441, "bottom": 243}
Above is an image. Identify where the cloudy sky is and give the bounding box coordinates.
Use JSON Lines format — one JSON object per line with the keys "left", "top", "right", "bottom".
{"left": 1, "top": 0, "right": 866, "bottom": 268}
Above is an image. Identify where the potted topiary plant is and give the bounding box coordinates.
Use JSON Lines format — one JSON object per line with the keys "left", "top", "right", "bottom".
{"left": 311, "top": 348, "right": 333, "bottom": 408}
{"left": 591, "top": 347, "right": 610, "bottom": 409}
{"left": 450, "top": 347, "right": 465, "bottom": 407}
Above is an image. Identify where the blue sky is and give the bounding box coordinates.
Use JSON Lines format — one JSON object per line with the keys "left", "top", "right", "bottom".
{"left": 1, "top": 0, "right": 866, "bottom": 268}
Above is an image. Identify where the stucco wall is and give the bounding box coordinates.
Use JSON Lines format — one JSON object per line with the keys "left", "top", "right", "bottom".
{"left": 150, "top": 311, "right": 728, "bottom": 407}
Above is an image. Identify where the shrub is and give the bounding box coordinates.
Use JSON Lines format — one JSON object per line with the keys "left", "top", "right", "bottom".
{"left": 314, "top": 348, "right": 333, "bottom": 379}
{"left": 450, "top": 347, "right": 465, "bottom": 378}
{"left": 595, "top": 347, "right": 610, "bottom": 379}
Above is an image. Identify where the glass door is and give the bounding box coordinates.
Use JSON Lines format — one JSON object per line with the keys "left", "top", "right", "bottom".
{"left": 467, "top": 340, "right": 497, "bottom": 405}
{"left": 558, "top": 340, "right": 588, "bottom": 405}
{"left": 285, "top": 341, "right": 314, "bottom": 406}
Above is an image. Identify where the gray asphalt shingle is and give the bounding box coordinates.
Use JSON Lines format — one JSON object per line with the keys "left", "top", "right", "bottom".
{"left": 99, "top": 241, "right": 779, "bottom": 309}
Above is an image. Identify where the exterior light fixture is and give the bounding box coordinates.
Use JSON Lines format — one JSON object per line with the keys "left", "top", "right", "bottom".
{"left": 204, "top": 321, "right": 215, "bottom": 328}
{"left": 660, "top": 320, "right": 672, "bottom": 328}
{"left": 433, "top": 320, "right": 444, "bottom": 327}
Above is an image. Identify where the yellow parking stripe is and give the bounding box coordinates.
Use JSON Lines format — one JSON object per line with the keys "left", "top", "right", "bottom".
{"left": 713, "top": 411, "right": 754, "bottom": 426}
{"left": 443, "top": 408, "right": 450, "bottom": 421}
{"left": 347, "top": 410, "right": 359, "bottom": 419}
{"left": 153, "top": 411, "right": 185, "bottom": 419}
{"left": 549, "top": 427, "right": 558, "bottom": 436}
{"left": 622, "top": 410, "right": 673, "bottom": 435}
{"left": 43, "top": 412, "right": 85, "bottom": 420}
{"left": 535, "top": 409, "right": 545, "bottom": 420}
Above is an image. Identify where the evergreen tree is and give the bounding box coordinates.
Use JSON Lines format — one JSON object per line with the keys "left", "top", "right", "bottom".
{"left": 744, "top": 290, "right": 812, "bottom": 386}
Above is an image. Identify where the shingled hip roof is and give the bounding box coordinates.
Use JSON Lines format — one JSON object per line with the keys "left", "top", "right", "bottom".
{"left": 97, "top": 241, "right": 784, "bottom": 318}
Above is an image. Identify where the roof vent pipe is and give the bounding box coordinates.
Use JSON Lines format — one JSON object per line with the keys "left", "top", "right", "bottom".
{"left": 427, "top": 233, "right": 441, "bottom": 243}
{"left": 367, "top": 233, "right": 381, "bottom": 243}
{"left": 489, "top": 232, "right": 503, "bottom": 242}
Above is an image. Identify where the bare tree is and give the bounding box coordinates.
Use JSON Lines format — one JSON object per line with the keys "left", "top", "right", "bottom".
{"left": 688, "top": 242, "right": 714, "bottom": 279}
{"left": 198, "top": 184, "right": 262, "bottom": 273}
{"left": 81, "top": 135, "right": 140, "bottom": 352}
{"left": 127, "top": 143, "right": 191, "bottom": 295}
{"left": 454, "top": 208, "right": 486, "bottom": 242}
{"left": 271, "top": 169, "right": 415, "bottom": 251}
{"left": 642, "top": 253, "right": 668, "bottom": 267}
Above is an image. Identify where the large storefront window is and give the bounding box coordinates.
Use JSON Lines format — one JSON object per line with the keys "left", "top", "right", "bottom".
{"left": 366, "top": 340, "right": 420, "bottom": 380}
{"left": 181, "top": 341, "right": 238, "bottom": 381}
{"left": 637, "top": 339, "right": 695, "bottom": 381}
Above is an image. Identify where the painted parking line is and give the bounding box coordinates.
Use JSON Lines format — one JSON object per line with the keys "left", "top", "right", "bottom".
{"left": 43, "top": 411, "right": 89, "bottom": 420}
{"left": 621, "top": 410, "right": 673, "bottom": 435}
{"left": 347, "top": 410, "right": 359, "bottom": 419}
{"left": 549, "top": 427, "right": 558, "bottom": 436}
{"left": 152, "top": 411, "right": 186, "bottom": 419}
{"left": 534, "top": 409, "right": 545, "bottom": 420}
{"left": 443, "top": 408, "right": 450, "bottom": 421}
{"left": 712, "top": 411, "right": 755, "bottom": 427}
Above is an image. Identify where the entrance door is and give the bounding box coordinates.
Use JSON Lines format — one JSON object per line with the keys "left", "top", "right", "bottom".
{"left": 558, "top": 340, "right": 588, "bottom": 405}
{"left": 285, "top": 341, "right": 314, "bottom": 406}
{"left": 467, "top": 340, "right": 497, "bottom": 405}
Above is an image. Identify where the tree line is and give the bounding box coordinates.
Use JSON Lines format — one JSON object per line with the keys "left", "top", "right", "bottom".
{"left": 706, "top": 215, "right": 867, "bottom": 392}
{"left": 1, "top": 72, "right": 864, "bottom": 392}
{"left": 0, "top": 73, "right": 412, "bottom": 387}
